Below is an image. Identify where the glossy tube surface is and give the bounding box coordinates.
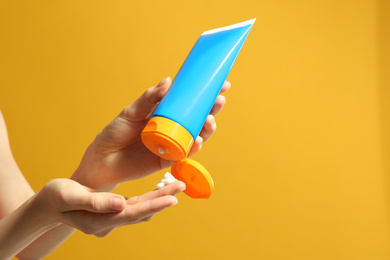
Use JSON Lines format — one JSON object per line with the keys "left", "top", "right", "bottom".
{"left": 152, "top": 19, "right": 255, "bottom": 139}
{"left": 142, "top": 19, "right": 255, "bottom": 161}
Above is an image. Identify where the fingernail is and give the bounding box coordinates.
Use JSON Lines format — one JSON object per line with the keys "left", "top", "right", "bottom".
{"left": 158, "top": 76, "right": 171, "bottom": 87}
{"left": 197, "top": 136, "right": 203, "bottom": 150}
{"left": 210, "top": 114, "right": 216, "bottom": 125}
{"left": 110, "top": 198, "right": 125, "bottom": 211}
{"left": 171, "top": 197, "right": 178, "bottom": 205}
{"left": 179, "top": 181, "right": 186, "bottom": 191}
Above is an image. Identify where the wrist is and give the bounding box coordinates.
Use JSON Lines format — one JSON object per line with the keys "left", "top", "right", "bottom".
{"left": 70, "top": 142, "right": 100, "bottom": 187}
{"left": 0, "top": 194, "right": 60, "bottom": 259}
{"left": 71, "top": 142, "right": 119, "bottom": 192}
{"left": 33, "top": 190, "right": 63, "bottom": 228}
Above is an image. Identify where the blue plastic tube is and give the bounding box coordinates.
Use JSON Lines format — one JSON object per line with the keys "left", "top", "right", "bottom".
{"left": 142, "top": 19, "right": 255, "bottom": 161}
{"left": 152, "top": 19, "right": 255, "bottom": 138}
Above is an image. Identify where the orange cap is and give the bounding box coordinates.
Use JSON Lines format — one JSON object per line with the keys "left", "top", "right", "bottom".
{"left": 142, "top": 117, "right": 214, "bottom": 199}
{"left": 141, "top": 116, "right": 194, "bottom": 161}
{"left": 171, "top": 159, "right": 214, "bottom": 199}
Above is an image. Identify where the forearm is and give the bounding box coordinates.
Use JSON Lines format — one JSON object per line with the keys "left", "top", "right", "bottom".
{"left": 0, "top": 195, "right": 59, "bottom": 260}
{"left": 0, "top": 110, "right": 35, "bottom": 219}
{"left": 0, "top": 153, "right": 34, "bottom": 218}
{"left": 16, "top": 224, "right": 76, "bottom": 260}
{"left": 0, "top": 161, "right": 76, "bottom": 259}
{"left": 0, "top": 111, "right": 77, "bottom": 259}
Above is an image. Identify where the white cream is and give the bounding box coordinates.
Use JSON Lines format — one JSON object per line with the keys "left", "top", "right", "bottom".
{"left": 156, "top": 172, "right": 177, "bottom": 189}
{"left": 156, "top": 182, "right": 165, "bottom": 189}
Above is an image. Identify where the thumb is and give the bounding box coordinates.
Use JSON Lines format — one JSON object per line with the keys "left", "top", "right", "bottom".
{"left": 121, "top": 77, "right": 172, "bottom": 122}
{"left": 79, "top": 192, "right": 127, "bottom": 213}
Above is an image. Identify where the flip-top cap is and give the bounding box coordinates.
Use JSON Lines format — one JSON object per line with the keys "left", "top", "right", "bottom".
{"left": 142, "top": 117, "right": 214, "bottom": 199}
{"left": 141, "top": 116, "right": 194, "bottom": 161}
{"left": 171, "top": 159, "right": 214, "bottom": 199}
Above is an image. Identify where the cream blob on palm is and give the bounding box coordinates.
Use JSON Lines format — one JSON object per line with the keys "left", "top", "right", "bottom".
{"left": 156, "top": 172, "right": 177, "bottom": 189}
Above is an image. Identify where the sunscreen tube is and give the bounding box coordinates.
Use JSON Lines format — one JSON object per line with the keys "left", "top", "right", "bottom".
{"left": 142, "top": 19, "right": 256, "bottom": 162}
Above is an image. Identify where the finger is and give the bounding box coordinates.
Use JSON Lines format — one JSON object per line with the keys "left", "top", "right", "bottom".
{"left": 60, "top": 210, "right": 117, "bottom": 235}
{"left": 138, "top": 213, "right": 156, "bottom": 223}
{"left": 208, "top": 81, "right": 230, "bottom": 116}
{"left": 121, "top": 77, "right": 172, "bottom": 122}
{"left": 209, "top": 95, "right": 226, "bottom": 116}
{"left": 188, "top": 136, "right": 203, "bottom": 157}
{"left": 61, "top": 195, "right": 177, "bottom": 235}
{"left": 126, "top": 181, "right": 186, "bottom": 205}
{"left": 199, "top": 115, "right": 216, "bottom": 142}
{"left": 74, "top": 191, "right": 127, "bottom": 213}
{"left": 220, "top": 81, "right": 231, "bottom": 94}
{"left": 123, "top": 195, "right": 178, "bottom": 222}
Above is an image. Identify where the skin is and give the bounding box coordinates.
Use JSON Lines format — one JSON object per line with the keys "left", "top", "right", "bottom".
{"left": 0, "top": 77, "right": 230, "bottom": 259}
{"left": 71, "top": 77, "right": 230, "bottom": 191}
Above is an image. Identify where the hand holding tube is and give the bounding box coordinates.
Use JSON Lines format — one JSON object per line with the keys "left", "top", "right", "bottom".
{"left": 71, "top": 77, "right": 230, "bottom": 191}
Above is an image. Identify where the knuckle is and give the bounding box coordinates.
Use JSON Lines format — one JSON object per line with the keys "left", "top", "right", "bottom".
{"left": 95, "top": 233, "right": 106, "bottom": 238}
{"left": 84, "top": 228, "right": 98, "bottom": 236}
{"left": 95, "top": 230, "right": 112, "bottom": 238}
{"left": 143, "top": 88, "right": 157, "bottom": 105}
{"left": 123, "top": 208, "right": 136, "bottom": 220}
{"left": 217, "top": 95, "right": 226, "bottom": 104}
{"left": 80, "top": 222, "right": 100, "bottom": 236}
{"left": 127, "top": 195, "right": 141, "bottom": 205}
{"left": 81, "top": 227, "right": 94, "bottom": 235}
{"left": 77, "top": 221, "right": 95, "bottom": 235}
{"left": 143, "top": 87, "right": 153, "bottom": 97}
{"left": 120, "top": 106, "right": 134, "bottom": 122}
{"left": 145, "top": 86, "right": 166, "bottom": 104}
{"left": 88, "top": 196, "right": 101, "bottom": 212}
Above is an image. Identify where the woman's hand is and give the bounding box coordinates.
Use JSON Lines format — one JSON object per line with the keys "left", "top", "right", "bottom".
{"left": 0, "top": 178, "right": 185, "bottom": 259}
{"left": 37, "top": 178, "right": 185, "bottom": 237}
{"left": 71, "top": 77, "right": 230, "bottom": 191}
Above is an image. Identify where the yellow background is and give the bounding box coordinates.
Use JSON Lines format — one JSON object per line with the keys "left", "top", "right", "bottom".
{"left": 1, "top": 0, "right": 389, "bottom": 259}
